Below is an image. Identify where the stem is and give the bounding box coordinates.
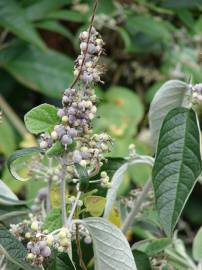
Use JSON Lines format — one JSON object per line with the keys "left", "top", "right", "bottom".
{"left": 0, "top": 95, "right": 27, "bottom": 136}
{"left": 46, "top": 178, "right": 51, "bottom": 213}
{"left": 70, "top": 0, "right": 99, "bottom": 89}
{"left": 76, "top": 224, "right": 87, "bottom": 270}
{"left": 121, "top": 178, "right": 152, "bottom": 233}
{"left": 60, "top": 178, "right": 67, "bottom": 227}
{"left": 67, "top": 191, "right": 81, "bottom": 226}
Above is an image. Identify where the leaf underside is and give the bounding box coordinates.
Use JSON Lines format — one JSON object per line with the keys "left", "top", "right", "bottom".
{"left": 152, "top": 107, "right": 201, "bottom": 236}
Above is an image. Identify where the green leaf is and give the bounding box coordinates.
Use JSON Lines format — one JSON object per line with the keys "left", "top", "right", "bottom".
{"left": 7, "top": 147, "right": 43, "bottom": 181}
{"left": 24, "top": 103, "right": 59, "bottom": 134}
{"left": 0, "top": 119, "right": 16, "bottom": 156}
{"left": 84, "top": 196, "right": 106, "bottom": 217}
{"left": 43, "top": 208, "right": 62, "bottom": 232}
{"left": 0, "top": 0, "right": 45, "bottom": 49}
{"left": 83, "top": 217, "right": 137, "bottom": 270}
{"left": 45, "top": 251, "right": 75, "bottom": 270}
{"left": 75, "top": 164, "right": 89, "bottom": 192}
{"left": 95, "top": 86, "right": 144, "bottom": 138}
{"left": 132, "top": 238, "right": 171, "bottom": 256}
{"left": 35, "top": 20, "right": 74, "bottom": 40}
{"left": 152, "top": 107, "right": 201, "bottom": 236}
{"left": 126, "top": 15, "right": 171, "bottom": 43}
{"left": 149, "top": 80, "right": 191, "bottom": 151}
{"left": 0, "top": 226, "right": 39, "bottom": 270}
{"left": 2, "top": 41, "right": 74, "bottom": 98}
{"left": 193, "top": 227, "right": 202, "bottom": 261}
{"left": 47, "top": 142, "right": 64, "bottom": 157}
{"left": 25, "top": 0, "right": 68, "bottom": 21}
{"left": 132, "top": 250, "right": 151, "bottom": 270}
{"left": 47, "top": 10, "right": 88, "bottom": 23}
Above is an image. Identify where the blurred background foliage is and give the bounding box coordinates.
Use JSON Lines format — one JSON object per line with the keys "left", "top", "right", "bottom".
{"left": 0, "top": 0, "right": 202, "bottom": 248}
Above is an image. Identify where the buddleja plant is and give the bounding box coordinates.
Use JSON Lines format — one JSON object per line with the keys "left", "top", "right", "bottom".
{"left": 1, "top": 1, "right": 202, "bottom": 270}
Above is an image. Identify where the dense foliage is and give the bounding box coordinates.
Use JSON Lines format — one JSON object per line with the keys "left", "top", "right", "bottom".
{"left": 0, "top": 0, "right": 202, "bottom": 269}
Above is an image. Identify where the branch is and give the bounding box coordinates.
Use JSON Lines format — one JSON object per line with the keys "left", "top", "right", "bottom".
{"left": 76, "top": 224, "right": 87, "bottom": 270}
{"left": 121, "top": 177, "right": 152, "bottom": 234}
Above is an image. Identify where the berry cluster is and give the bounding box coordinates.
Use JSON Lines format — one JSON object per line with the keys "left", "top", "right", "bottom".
{"left": 192, "top": 83, "right": 202, "bottom": 104}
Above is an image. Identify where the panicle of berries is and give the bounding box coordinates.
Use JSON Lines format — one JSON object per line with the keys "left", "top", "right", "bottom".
{"left": 39, "top": 26, "right": 113, "bottom": 188}
{"left": 191, "top": 83, "right": 202, "bottom": 104}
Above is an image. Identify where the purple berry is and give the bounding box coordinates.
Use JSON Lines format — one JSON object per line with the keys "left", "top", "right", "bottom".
{"left": 38, "top": 241, "right": 47, "bottom": 250}
{"left": 61, "top": 135, "right": 72, "bottom": 145}
{"left": 40, "top": 246, "right": 51, "bottom": 257}
{"left": 69, "top": 128, "right": 77, "bottom": 137}
{"left": 68, "top": 107, "right": 76, "bottom": 115}
{"left": 73, "top": 151, "right": 82, "bottom": 163}
{"left": 81, "top": 151, "right": 90, "bottom": 159}
{"left": 68, "top": 115, "right": 76, "bottom": 124}
{"left": 54, "top": 125, "right": 66, "bottom": 137}
{"left": 57, "top": 109, "right": 65, "bottom": 118}
{"left": 27, "top": 242, "right": 33, "bottom": 250}
{"left": 62, "top": 95, "right": 69, "bottom": 104}
{"left": 31, "top": 245, "right": 41, "bottom": 255}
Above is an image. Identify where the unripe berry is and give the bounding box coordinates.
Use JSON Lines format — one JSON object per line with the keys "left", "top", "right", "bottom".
{"left": 77, "top": 200, "right": 83, "bottom": 207}
{"left": 62, "top": 115, "right": 68, "bottom": 123}
{"left": 58, "top": 229, "right": 67, "bottom": 239}
{"left": 88, "top": 113, "right": 94, "bottom": 120}
{"left": 51, "top": 131, "right": 58, "bottom": 140}
{"left": 74, "top": 69, "right": 79, "bottom": 76}
{"left": 40, "top": 140, "right": 48, "bottom": 149}
{"left": 25, "top": 232, "right": 31, "bottom": 239}
{"left": 46, "top": 235, "right": 54, "bottom": 246}
{"left": 31, "top": 221, "right": 39, "bottom": 231}
{"left": 85, "top": 101, "right": 92, "bottom": 108}
{"left": 80, "top": 160, "right": 87, "bottom": 167}
{"left": 60, "top": 238, "right": 69, "bottom": 247}
{"left": 40, "top": 246, "right": 51, "bottom": 257}
{"left": 27, "top": 253, "right": 34, "bottom": 260}
{"left": 91, "top": 106, "right": 97, "bottom": 114}
{"left": 101, "top": 171, "right": 107, "bottom": 178}
{"left": 58, "top": 246, "right": 64, "bottom": 253}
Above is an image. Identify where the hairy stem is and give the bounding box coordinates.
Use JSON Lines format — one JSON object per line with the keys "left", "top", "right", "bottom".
{"left": 70, "top": 0, "right": 99, "bottom": 89}
{"left": 68, "top": 191, "right": 81, "bottom": 226}
{"left": 121, "top": 178, "right": 152, "bottom": 233}
{"left": 60, "top": 156, "right": 67, "bottom": 227}
{"left": 76, "top": 224, "right": 87, "bottom": 270}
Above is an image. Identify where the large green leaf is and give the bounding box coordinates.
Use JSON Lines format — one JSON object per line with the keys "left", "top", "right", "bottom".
{"left": 152, "top": 107, "right": 201, "bottom": 236}
{"left": 75, "top": 164, "right": 89, "bottom": 192}
{"left": 25, "top": 0, "right": 68, "bottom": 21}
{"left": 24, "top": 103, "right": 59, "bottom": 134}
{"left": 0, "top": 226, "right": 39, "bottom": 270}
{"left": 0, "top": 0, "right": 45, "bottom": 49}
{"left": 1, "top": 42, "right": 74, "bottom": 98}
{"left": 149, "top": 80, "right": 191, "bottom": 151}
{"left": 94, "top": 86, "right": 144, "bottom": 138}
{"left": 193, "top": 227, "right": 202, "bottom": 261}
{"left": 126, "top": 15, "right": 171, "bottom": 43}
{"left": 83, "top": 217, "right": 137, "bottom": 270}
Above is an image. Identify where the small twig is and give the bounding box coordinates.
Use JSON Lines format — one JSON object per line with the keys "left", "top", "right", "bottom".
{"left": 70, "top": 0, "right": 99, "bottom": 89}
{"left": 68, "top": 191, "right": 81, "bottom": 226}
{"left": 60, "top": 154, "right": 68, "bottom": 227}
{"left": 121, "top": 177, "right": 152, "bottom": 233}
{"left": 76, "top": 224, "right": 87, "bottom": 270}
